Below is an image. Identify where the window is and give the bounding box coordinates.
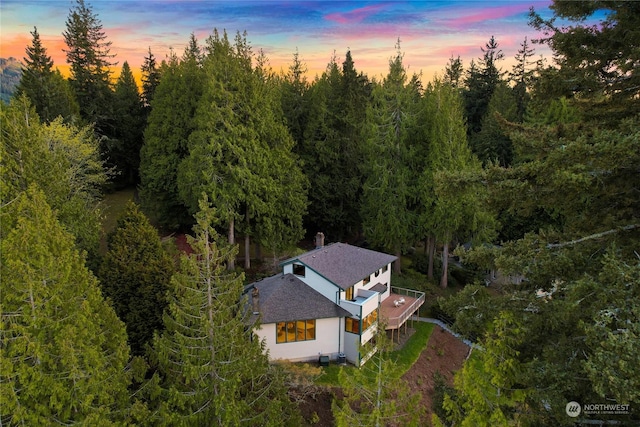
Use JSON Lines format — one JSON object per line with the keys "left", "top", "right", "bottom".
{"left": 293, "top": 263, "right": 306, "bottom": 277}
{"left": 374, "top": 269, "right": 380, "bottom": 277}
{"left": 362, "top": 310, "right": 378, "bottom": 331}
{"left": 363, "top": 276, "right": 370, "bottom": 285}
{"left": 276, "top": 319, "right": 316, "bottom": 343}
{"left": 345, "top": 317, "right": 360, "bottom": 334}
{"left": 345, "top": 286, "right": 354, "bottom": 301}
{"left": 382, "top": 264, "right": 389, "bottom": 273}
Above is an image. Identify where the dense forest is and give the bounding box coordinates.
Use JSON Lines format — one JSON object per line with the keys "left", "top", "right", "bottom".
{"left": 1, "top": 0, "right": 639, "bottom": 425}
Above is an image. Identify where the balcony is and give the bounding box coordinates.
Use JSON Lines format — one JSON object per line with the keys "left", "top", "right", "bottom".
{"left": 380, "top": 286, "right": 425, "bottom": 334}
{"left": 339, "top": 288, "right": 379, "bottom": 317}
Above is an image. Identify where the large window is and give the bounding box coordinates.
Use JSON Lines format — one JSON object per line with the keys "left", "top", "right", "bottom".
{"left": 345, "top": 317, "right": 360, "bottom": 334}
{"left": 362, "top": 310, "right": 378, "bottom": 331}
{"left": 276, "top": 319, "right": 316, "bottom": 343}
{"left": 345, "top": 311, "right": 378, "bottom": 335}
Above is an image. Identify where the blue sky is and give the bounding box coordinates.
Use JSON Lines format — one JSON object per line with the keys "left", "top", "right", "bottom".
{"left": 1, "top": 1, "right": 558, "bottom": 81}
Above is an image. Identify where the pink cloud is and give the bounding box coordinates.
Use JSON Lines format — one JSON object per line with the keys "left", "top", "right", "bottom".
{"left": 324, "top": 4, "right": 388, "bottom": 25}
{"left": 444, "top": 4, "right": 530, "bottom": 28}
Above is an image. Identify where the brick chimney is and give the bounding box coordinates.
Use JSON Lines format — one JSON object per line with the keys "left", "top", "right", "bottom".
{"left": 315, "top": 232, "right": 325, "bottom": 249}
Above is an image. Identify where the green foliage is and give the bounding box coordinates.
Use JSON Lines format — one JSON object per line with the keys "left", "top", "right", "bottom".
{"left": 178, "top": 30, "right": 306, "bottom": 266}
{"left": 63, "top": 0, "right": 115, "bottom": 131}
{"left": 108, "top": 61, "right": 145, "bottom": 187}
{"left": 1, "top": 96, "right": 107, "bottom": 267}
{"left": 0, "top": 187, "right": 131, "bottom": 425}
{"left": 361, "top": 43, "right": 422, "bottom": 269}
{"left": 99, "top": 201, "right": 174, "bottom": 356}
{"left": 139, "top": 48, "right": 204, "bottom": 230}
{"left": 147, "top": 198, "right": 299, "bottom": 425}
{"left": 332, "top": 324, "right": 424, "bottom": 426}
{"left": 16, "top": 27, "right": 79, "bottom": 122}
{"left": 299, "top": 51, "right": 371, "bottom": 240}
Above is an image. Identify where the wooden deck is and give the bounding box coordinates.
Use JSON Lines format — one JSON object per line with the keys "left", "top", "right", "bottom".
{"left": 379, "top": 288, "right": 425, "bottom": 337}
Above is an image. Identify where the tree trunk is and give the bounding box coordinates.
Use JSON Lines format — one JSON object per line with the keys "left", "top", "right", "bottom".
{"left": 427, "top": 236, "right": 435, "bottom": 280}
{"left": 394, "top": 245, "right": 402, "bottom": 275}
{"left": 440, "top": 241, "right": 449, "bottom": 289}
{"left": 244, "top": 209, "right": 251, "bottom": 270}
{"left": 227, "top": 217, "right": 235, "bottom": 271}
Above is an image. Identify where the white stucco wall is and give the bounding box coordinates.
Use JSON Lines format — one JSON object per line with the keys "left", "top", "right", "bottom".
{"left": 255, "top": 317, "right": 343, "bottom": 363}
{"left": 283, "top": 263, "right": 341, "bottom": 303}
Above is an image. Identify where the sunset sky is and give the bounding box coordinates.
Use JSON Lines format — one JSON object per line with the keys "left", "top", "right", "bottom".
{"left": 1, "top": 1, "right": 561, "bottom": 83}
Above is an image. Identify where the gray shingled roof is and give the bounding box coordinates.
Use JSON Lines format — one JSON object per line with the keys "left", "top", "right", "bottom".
{"left": 246, "top": 273, "right": 351, "bottom": 324}
{"left": 283, "top": 243, "right": 396, "bottom": 290}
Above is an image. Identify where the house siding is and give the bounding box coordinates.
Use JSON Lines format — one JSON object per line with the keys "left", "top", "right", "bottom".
{"left": 255, "top": 317, "right": 343, "bottom": 362}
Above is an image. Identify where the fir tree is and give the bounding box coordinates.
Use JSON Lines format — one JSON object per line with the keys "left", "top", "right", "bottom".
{"left": 141, "top": 47, "right": 160, "bottom": 109}
{"left": 99, "top": 201, "right": 174, "bottom": 356}
{"left": 1, "top": 187, "right": 131, "bottom": 425}
{"left": 110, "top": 61, "right": 145, "bottom": 186}
{"left": 63, "top": 0, "right": 115, "bottom": 133}
{"left": 148, "top": 198, "right": 299, "bottom": 426}
{"left": 16, "top": 26, "right": 79, "bottom": 123}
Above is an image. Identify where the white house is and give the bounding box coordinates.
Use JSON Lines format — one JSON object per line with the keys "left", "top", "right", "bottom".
{"left": 246, "top": 234, "right": 425, "bottom": 366}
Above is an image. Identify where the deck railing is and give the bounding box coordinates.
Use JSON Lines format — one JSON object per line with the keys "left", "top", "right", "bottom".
{"left": 385, "top": 287, "right": 425, "bottom": 330}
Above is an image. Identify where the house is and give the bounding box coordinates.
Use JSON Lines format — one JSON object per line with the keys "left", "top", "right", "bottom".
{"left": 246, "top": 233, "right": 425, "bottom": 366}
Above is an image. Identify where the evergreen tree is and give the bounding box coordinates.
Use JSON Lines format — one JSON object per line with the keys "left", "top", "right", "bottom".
{"left": 16, "top": 26, "right": 79, "bottom": 123}
{"left": 1, "top": 187, "right": 131, "bottom": 425}
{"left": 148, "top": 198, "right": 299, "bottom": 426}
{"left": 473, "top": 83, "right": 517, "bottom": 166}
{"left": 1, "top": 96, "right": 107, "bottom": 268}
{"left": 99, "top": 201, "right": 174, "bottom": 356}
{"left": 178, "top": 30, "right": 306, "bottom": 270}
{"left": 63, "top": 0, "right": 115, "bottom": 134}
{"left": 420, "top": 80, "right": 493, "bottom": 288}
{"left": 361, "top": 42, "right": 421, "bottom": 273}
{"left": 139, "top": 43, "right": 204, "bottom": 230}
{"left": 509, "top": 37, "right": 535, "bottom": 122}
{"left": 332, "top": 323, "right": 423, "bottom": 426}
{"left": 280, "top": 49, "right": 309, "bottom": 148}
{"left": 443, "top": 54, "right": 464, "bottom": 88}
{"left": 109, "top": 61, "right": 145, "bottom": 186}
{"left": 141, "top": 47, "right": 160, "bottom": 109}
{"left": 463, "top": 36, "right": 505, "bottom": 138}
{"left": 300, "top": 50, "right": 371, "bottom": 240}
{"left": 530, "top": 0, "right": 640, "bottom": 119}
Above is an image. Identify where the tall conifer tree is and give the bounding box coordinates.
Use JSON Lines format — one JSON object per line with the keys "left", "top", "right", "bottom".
{"left": 1, "top": 187, "right": 131, "bottom": 425}
{"left": 148, "top": 199, "right": 299, "bottom": 425}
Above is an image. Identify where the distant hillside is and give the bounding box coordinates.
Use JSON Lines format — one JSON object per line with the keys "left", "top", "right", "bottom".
{"left": 1, "top": 57, "right": 23, "bottom": 103}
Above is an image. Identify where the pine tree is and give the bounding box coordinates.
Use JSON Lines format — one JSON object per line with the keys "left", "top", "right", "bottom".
{"left": 16, "top": 26, "right": 79, "bottom": 123}
{"left": 509, "top": 37, "right": 535, "bottom": 122}
{"left": 443, "top": 54, "right": 464, "bottom": 88}
{"left": 148, "top": 198, "right": 299, "bottom": 426}
{"left": 99, "top": 201, "right": 174, "bottom": 356}
{"left": 110, "top": 61, "right": 145, "bottom": 186}
{"left": 1, "top": 186, "right": 131, "bottom": 425}
{"left": 63, "top": 0, "right": 115, "bottom": 133}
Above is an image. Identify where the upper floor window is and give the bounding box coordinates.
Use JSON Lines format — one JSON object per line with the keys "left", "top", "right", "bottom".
{"left": 276, "top": 319, "right": 316, "bottom": 343}
{"left": 345, "top": 286, "right": 354, "bottom": 301}
{"left": 363, "top": 276, "right": 370, "bottom": 285}
{"left": 345, "top": 317, "right": 360, "bottom": 334}
{"left": 382, "top": 264, "right": 389, "bottom": 273}
{"left": 293, "top": 263, "right": 306, "bottom": 277}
